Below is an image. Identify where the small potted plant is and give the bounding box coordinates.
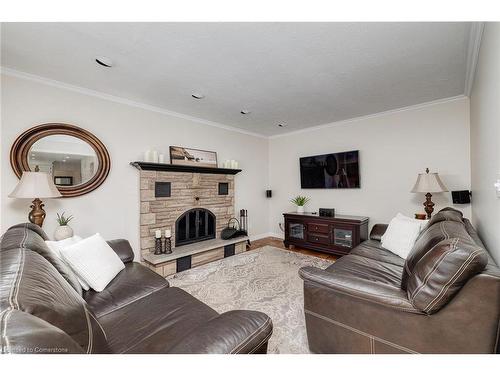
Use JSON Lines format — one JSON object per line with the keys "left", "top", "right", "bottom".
{"left": 290, "top": 195, "right": 310, "bottom": 213}
{"left": 54, "top": 212, "right": 74, "bottom": 241}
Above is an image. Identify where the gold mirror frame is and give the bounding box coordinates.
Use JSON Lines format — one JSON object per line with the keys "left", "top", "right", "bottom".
{"left": 10, "top": 123, "right": 111, "bottom": 198}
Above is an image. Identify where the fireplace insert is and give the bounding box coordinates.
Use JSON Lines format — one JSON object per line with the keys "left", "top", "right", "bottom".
{"left": 175, "top": 208, "right": 216, "bottom": 246}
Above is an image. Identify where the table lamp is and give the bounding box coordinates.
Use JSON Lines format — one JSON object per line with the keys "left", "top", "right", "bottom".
{"left": 411, "top": 168, "right": 448, "bottom": 219}
{"left": 9, "top": 171, "right": 62, "bottom": 227}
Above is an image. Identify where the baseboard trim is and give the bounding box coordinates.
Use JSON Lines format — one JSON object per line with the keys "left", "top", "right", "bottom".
{"left": 249, "top": 232, "right": 285, "bottom": 241}
{"left": 249, "top": 232, "right": 275, "bottom": 241}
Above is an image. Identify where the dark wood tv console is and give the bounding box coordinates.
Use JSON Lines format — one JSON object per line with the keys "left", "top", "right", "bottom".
{"left": 283, "top": 212, "right": 369, "bottom": 257}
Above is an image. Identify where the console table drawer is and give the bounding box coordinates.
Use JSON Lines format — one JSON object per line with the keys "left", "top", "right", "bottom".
{"left": 307, "top": 223, "right": 329, "bottom": 234}
{"left": 307, "top": 233, "right": 330, "bottom": 245}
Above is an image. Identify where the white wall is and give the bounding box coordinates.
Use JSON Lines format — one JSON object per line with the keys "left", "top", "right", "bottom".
{"left": 268, "top": 98, "right": 471, "bottom": 237}
{"left": 1, "top": 72, "right": 476, "bottom": 259}
{"left": 470, "top": 23, "right": 500, "bottom": 263}
{"left": 1, "top": 74, "right": 270, "bottom": 259}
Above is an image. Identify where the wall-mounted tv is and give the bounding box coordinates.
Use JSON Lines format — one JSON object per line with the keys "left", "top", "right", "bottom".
{"left": 300, "top": 150, "right": 360, "bottom": 189}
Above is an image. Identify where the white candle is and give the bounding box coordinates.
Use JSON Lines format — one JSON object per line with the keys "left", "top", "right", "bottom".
{"left": 224, "top": 160, "right": 230, "bottom": 168}
{"left": 165, "top": 229, "right": 172, "bottom": 238}
{"left": 152, "top": 150, "right": 159, "bottom": 163}
{"left": 230, "top": 160, "right": 237, "bottom": 169}
{"left": 159, "top": 154, "right": 165, "bottom": 163}
{"left": 144, "top": 150, "right": 152, "bottom": 162}
{"left": 155, "top": 230, "right": 161, "bottom": 239}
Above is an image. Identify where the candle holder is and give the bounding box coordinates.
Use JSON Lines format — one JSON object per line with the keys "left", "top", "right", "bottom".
{"left": 163, "top": 236, "right": 172, "bottom": 254}
{"left": 154, "top": 237, "right": 162, "bottom": 255}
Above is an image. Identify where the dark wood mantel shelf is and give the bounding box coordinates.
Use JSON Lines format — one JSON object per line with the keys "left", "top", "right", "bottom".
{"left": 130, "top": 161, "right": 242, "bottom": 175}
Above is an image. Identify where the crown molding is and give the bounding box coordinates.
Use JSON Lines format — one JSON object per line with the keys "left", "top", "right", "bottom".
{"left": 269, "top": 95, "right": 468, "bottom": 139}
{"left": 464, "top": 22, "right": 484, "bottom": 97}
{"left": 0, "top": 67, "right": 267, "bottom": 139}
{"left": 2, "top": 67, "right": 469, "bottom": 141}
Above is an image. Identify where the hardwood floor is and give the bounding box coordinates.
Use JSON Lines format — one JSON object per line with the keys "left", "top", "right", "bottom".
{"left": 248, "top": 236, "right": 338, "bottom": 262}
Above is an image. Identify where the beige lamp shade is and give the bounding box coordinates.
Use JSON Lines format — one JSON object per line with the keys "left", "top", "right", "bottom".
{"left": 9, "top": 172, "right": 62, "bottom": 199}
{"left": 411, "top": 169, "right": 448, "bottom": 193}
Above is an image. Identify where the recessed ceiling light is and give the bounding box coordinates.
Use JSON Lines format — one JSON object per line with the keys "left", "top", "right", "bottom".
{"left": 65, "top": 156, "right": 70, "bottom": 159}
{"left": 278, "top": 123, "right": 287, "bottom": 128}
{"left": 191, "top": 93, "right": 205, "bottom": 99}
{"left": 95, "top": 56, "right": 114, "bottom": 68}
{"left": 62, "top": 159, "right": 66, "bottom": 163}
{"left": 240, "top": 110, "right": 251, "bottom": 115}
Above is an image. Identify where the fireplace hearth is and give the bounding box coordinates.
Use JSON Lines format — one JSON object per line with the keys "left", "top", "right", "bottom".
{"left": 175, "top": 208, "right": 216, "bottom": 246}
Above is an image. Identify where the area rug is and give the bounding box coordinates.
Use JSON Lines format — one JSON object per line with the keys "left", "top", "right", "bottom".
{"left": 166, "top": 246, "right": 333, "bottom": 353}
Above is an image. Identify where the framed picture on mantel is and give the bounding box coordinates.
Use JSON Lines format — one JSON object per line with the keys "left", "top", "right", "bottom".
{"left": 169, "top": 146, "right": 218, "bottom": 168}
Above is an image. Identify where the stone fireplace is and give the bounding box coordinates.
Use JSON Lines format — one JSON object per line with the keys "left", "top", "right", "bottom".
{"left": 139, "top": 169, "right": 235, "bottom": 258}
{"left": 132, "top": 162, "right": 249, "bottom": 277}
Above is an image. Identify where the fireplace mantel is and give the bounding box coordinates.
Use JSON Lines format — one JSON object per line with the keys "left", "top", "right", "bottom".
{"left": 131, "top": 161, "right": 242, "bottom": 175}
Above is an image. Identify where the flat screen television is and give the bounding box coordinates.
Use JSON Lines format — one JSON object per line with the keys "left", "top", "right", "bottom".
{"left": 300, "top": 150, "right": 360, "bottom": 189}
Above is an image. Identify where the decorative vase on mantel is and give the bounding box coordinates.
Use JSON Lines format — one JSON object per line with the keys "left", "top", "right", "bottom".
{"left": 54, "top": 212, "right": 74, "bottom": 241}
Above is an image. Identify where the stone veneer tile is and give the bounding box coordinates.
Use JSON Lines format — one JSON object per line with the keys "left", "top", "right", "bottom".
{"left": 140, "top": 202, "right": 150, "bottom": 214}
{"left": 141, "top": 213, "right": 156, "bottom": 225}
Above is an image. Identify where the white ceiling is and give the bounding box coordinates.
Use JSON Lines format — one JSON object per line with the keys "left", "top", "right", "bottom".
{"left": 1, "top": 22, "right": 475, "bottom": 136}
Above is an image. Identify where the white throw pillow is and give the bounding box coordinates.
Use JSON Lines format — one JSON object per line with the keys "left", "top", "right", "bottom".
{"left": 396, "top": 213, "right": 429, "bottom": 232}
{"left": 60, "top": 233, "right": 125, "bottom": 292}
{"left": 381, "top": 214, "right": 424, "bottom": 259}
{"left": 45, "top": 236, "right": 90, "bottom": 291}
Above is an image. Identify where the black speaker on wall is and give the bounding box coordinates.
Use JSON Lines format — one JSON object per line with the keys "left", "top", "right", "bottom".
{"left": 452, "top": 190, "right": 471, "bottom": 204}
{"left": 266, "top": 190, "right": 272, "bottom": 198}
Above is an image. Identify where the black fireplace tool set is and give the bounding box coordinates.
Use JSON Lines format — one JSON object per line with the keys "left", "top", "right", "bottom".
{"left": 221, "top": 209, "right": 251, "bottom": 245}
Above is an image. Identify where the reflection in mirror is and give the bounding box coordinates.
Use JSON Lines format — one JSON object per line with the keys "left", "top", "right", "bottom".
{"left": 28, "top": 135, "right": 99, "bottom": 187}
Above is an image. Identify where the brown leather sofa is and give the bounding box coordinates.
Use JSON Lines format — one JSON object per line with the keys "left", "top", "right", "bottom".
{"left": 0, "top": 223, "right": 272, "bottom": 354}
{"left": 299, "top": 208, "right": 500, "bottom": 354}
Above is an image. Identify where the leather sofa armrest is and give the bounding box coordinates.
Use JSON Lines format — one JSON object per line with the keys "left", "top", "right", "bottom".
{"left": 168, "top": 310, "right": 273, "bottom": 354}
{"left": 369, "top": 224, "right": 388, "bottom": 241}
{"left": 299, "top": 266, "right": 421, "bottom": 314}
{"left": 107, "top": 239, "right": 135, "bottom": 263}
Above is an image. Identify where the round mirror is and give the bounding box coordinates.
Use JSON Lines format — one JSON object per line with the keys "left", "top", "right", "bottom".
{"left": 11, "top": 123, "right": 110, "bottom": 197}
{"left": 28, "top": 135, "right": 99, "bottom": 187}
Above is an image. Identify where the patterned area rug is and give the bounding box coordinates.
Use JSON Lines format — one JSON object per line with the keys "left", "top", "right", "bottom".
{"left": 167, "top": 246, "right": 333, "bottom": 353}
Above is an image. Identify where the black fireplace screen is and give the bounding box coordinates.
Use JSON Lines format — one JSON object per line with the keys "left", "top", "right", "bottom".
{"left": 175, "top": 208, "right": 216, "bottom": 246}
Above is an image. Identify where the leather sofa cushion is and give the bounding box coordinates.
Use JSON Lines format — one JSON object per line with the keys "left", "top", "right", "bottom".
{"left": 326, "top": 253, "right": 403, "bottom": 287}
{"left": 350, "top": 240, "right": 405, "bottom": 268}
{"left": 1, "top": 247, "right": 108, "bottom": 353}
{"left": 401, "top": 220, "right": 466, "bottom": 290}
{"left": 407, "top": 237, "right": 488, "bottom": 314}
{"left": 84, "top": 262, "right": 170, "bottom": 318}
{"left": 98, "top": 287, "right": 219, "bottom": 353}
{"left": 1, "top": 224, "right": 82, "bottom": 295}
{"left": 168, "top": 310, "right": 273, "bottom": 354}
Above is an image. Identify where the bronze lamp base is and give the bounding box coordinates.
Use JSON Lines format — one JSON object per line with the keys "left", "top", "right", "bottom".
{"left": 423, "top": 192, "right": 435, "bottom": 219}
{"left": 29, "top": 198, "right": 46, "bottom": 227}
